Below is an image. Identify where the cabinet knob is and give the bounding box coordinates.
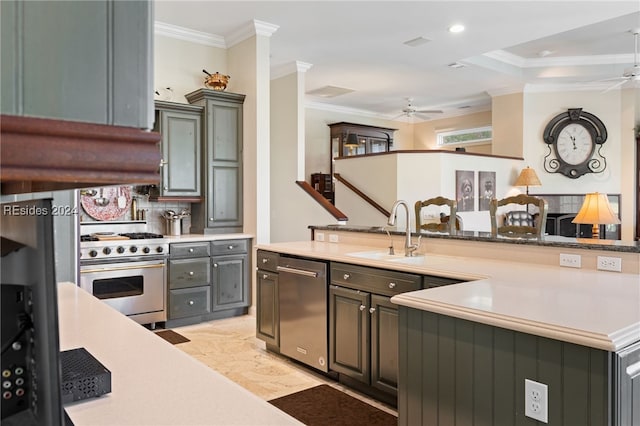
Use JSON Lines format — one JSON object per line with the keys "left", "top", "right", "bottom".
{"left": 163, "top": 186, "right": 168, "bottom": 190}
{"left": 159, "top": 159, "right": 167, "bottom": 167}
{"left": 213, "top": 263, "right": 218, "bottom": 268}
{"left": 262, "top": 258, "right": 268, "bottom": 264}
{"left": 359, "top": 305, "right": 366, "bottom": 311}
{"left": 369, "top": 307, "right": 376, "bottom": 314}
{"left": 228, "top": 245, "right": 234, "bottom": 250}
{"left": 262, "top": 274, "right": 268, "bottom": 279}
{"left": 188, "top": 300, "right": 194, "bottom": 305}
{"left": 189, "top": 248, "right": 194, "bottom": 253}
{"left": 388, "top": 282, "right": 396, "bottom": 289}
{"left": 209, "top": 218, "right": 214, "bottom": 221}
{"left": 343, "top": 273, "right": 351, "bottom": 280}
{"left": 188, "top": 271, "right": 194, "bottom": 276}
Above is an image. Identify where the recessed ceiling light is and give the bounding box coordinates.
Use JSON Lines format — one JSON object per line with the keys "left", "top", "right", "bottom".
{"left": 448, "top": 24, "right": 465, "bottom": 33}
{"left": 403, "top": 36, "right": 432, "bottom": 47}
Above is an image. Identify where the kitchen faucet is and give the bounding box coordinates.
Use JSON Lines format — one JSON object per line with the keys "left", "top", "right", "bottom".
{"left": 387, "top": 200, "right": 421, "bottom": 256}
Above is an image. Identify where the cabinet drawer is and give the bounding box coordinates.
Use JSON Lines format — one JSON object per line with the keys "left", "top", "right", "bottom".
{"left": 169, "top": 286, "right": 211, "bottom": 319}
{"left": 169, "top": 257, "right": 210, "bottom": 289}
{"left": 211, "top": 239, "right": 248, "bottom": 255}
{"left": 331, "top": 262, "right": 421, "bottom": 297}
{"left": 256, "top": 250, "right": 279, "bottom": 273}
{"left": 170, "top": 242, "right": 210, "bottom": 258}
{"left": 424, "top": 275, "right": 464, "bottom": 288}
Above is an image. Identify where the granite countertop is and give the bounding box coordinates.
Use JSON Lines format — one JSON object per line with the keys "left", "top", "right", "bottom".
{"left": 58, "top": 283, "right": 301, "bottom": 426}
{"left": 309, "top": 224, "right": 640, "bottom": 253}
{"left": 256, "top": 240, "right": 640, "bottom": 352}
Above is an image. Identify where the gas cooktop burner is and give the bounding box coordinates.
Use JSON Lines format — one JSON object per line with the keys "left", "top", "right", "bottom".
{"left": 118, "top": 232, "right": 164, "bottom": 240}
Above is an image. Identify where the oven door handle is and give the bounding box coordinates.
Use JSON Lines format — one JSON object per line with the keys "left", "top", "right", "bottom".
{"left": 80, "top": 263, "right": 165, "bottom": 274}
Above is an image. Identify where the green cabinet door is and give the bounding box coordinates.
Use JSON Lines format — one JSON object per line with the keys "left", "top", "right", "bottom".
{"left": 155, "top": 102, "right": 203, "bottom": 198}
{"left": 329, "top": 285, "right": 370, "bottom": 384}
{"left": 211, "top": 254, "right": 249, "bottom": 312}
{"left": 1, "top": 0, "right": 153, "bottom": 129}
{"left": 370, "top": 294, "right": 399, "bottom": 396}
{"left": 185, "top": 89, "right": 245, "bottom": 234}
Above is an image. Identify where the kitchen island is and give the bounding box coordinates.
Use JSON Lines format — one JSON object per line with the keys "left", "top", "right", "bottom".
{"left": 255, "top": 239, "right": 640, "bottom": 425}
{"left": 58, "top": 282, "right": 302, "bottom": 426}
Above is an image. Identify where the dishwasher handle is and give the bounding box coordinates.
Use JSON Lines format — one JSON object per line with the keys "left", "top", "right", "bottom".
{"left": 276, "top": 265, "right": 319, "bottom": 278}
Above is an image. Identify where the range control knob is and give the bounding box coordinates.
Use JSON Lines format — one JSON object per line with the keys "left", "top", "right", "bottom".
{"left": 89, "top": 250, "right": 98, "bottom": 258}
{"left": 103, "top": 247, "right": 112, "bottom": 255}
{"left": 130, "top": 246, "right": 138, "bottom": 253}
{"left": 156, "top": 247, "right": 164, "bottom": 253}
{"left": 142, "top": 247, "right": 150, "bottom": 254}
{"left": 117, "top": 246, "right": 125, "bottom": 254}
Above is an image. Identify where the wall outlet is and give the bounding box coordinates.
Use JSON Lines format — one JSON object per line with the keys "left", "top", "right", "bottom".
{"left": 597, "top": 256, "right": 622, "bottom": 272}
{"left": 559, "top": 253, "right": 581, "bottom": 268}
{"left": 328, "top": 234, "right": 339, "bottom": 243}
{"left": 315, "top": 232, "right": 325, "bottom": 242}
{"left": 525, "top": 379, "right": 548, "bottom": 423}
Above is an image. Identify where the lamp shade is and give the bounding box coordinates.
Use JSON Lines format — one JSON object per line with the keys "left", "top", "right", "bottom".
{"left": 572, "top": 193, "right": 621, "bottom": 225}
{"left": 514, "top": 167, "right": 542, "bottom": 187}
{"left": 344, "top": 133, "right": 359, "bottom": 147}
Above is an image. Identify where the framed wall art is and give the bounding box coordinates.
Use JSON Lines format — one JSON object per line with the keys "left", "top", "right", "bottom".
{"left": 478, "top": 171, "right": 496, "bottom": 211}
{"left": 456, "top": 170, "right": 475, "bottom": 212}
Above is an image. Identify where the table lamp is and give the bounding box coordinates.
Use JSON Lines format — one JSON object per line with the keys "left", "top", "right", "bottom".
{"left": 572, "top": 192, "right": 620, "bottom": 239}
{"left": 514, "top": 166, "right": 541, "bottom": 195}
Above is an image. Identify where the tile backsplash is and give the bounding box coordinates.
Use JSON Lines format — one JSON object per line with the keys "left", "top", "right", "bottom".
{"left": 79, "top": 185, "right": 192, "bottom": 235}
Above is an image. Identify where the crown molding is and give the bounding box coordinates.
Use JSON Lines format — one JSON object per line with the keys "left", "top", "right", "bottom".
{"left": 154, "top": 21, "right": 225, "bottom": 48}
{"left": 485, "top": 49, "right": 633, "bottom": 69}
{"left": 226, "top": 20, "right": 279, "bottom": 48}
{"left": 271, "top": 61, "right": 313, "bottom": 80}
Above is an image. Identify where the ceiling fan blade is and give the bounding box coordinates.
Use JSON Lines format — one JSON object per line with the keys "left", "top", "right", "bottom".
{"left": 417, "top": 109, "right": 443, "bottom": 114}
{"left": 601, "top": 78, "right": 629, "bottom": 93}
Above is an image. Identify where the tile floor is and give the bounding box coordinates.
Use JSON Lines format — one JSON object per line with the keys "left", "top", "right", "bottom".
{"left": 168, "top": 315, "right": 397, "bottom": 417}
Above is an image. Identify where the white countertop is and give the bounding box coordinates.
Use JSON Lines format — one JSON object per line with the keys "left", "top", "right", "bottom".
{"left": 256, "top": 241, "right": 640, "bottom": 352}
{"left": 58, "top": 282, "right": 302, "bottom": 426}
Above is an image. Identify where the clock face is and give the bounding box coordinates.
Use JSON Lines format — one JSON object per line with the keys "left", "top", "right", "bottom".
{"left": 556, "top": 123, "right": 594, "bottom": 166}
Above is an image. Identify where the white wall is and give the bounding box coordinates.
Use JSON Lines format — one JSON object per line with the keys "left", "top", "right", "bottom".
{"left": 335, "top": 152, "right": 523, "bottom": 232}
{"left": 154, "top": 35, "right": 226, "bottom": 103}
{"left": 271, "top": 74, "right": 340, "bottom": 242}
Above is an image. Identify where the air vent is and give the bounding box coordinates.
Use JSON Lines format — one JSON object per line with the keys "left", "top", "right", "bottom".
{"left": 306, "top": 86, "right": 354, "bottom": 98}
{"left": 403, "top": 37, "right": 431, "bottom": 47}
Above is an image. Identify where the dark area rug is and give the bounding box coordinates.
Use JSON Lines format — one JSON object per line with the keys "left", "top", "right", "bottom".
{"left": 268, "top": 384, "right": 397, "bottom": 426}
{"left": 155, "top": 329, "right": 190, "bottom": 345}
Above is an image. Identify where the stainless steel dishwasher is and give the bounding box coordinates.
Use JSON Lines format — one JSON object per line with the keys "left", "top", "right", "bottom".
{"left": 277, "top": 256, "right": 328, "bottom": 372}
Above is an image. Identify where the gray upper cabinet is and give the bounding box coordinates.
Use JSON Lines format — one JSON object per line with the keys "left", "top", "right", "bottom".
{"left": 185, "top": 89, "right": 245, "bottom": 233}
{"left": 153, "top": 102, "right": 203, "bottom": 200}
{"left": 1, "top": 0, "right": 153, "bottom": 129}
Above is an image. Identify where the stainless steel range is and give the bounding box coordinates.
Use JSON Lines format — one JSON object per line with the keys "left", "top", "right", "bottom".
{"left": 79, "top": 226, "right": 169, "bottom": 327}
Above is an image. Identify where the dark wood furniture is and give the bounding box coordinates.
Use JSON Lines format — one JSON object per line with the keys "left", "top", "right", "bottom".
{"left": 328, "top": 122, "right": 397, "bottom": 204}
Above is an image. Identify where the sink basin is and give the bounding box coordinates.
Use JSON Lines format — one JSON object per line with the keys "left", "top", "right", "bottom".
{"left": 388, "top": 256, "right": 426, "bottom": 265}
{"left": 346, "top": 250, "right": 425, "bottom": 264}
{"left": 346, "top": 250, "right": 400, "bottom": 261}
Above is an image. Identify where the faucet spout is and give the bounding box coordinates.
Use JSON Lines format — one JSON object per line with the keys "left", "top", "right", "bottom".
{"left": 388, "top": 200, "right": 419, "bottom": 256}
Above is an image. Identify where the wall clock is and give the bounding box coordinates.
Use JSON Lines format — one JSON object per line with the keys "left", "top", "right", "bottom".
{"left": 542, "top": 108, "right": 607, "bottom": 178}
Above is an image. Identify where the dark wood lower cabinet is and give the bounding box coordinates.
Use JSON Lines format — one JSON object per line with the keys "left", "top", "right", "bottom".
{"left": 397, "top": 306, "right": 640, "bottom": 426}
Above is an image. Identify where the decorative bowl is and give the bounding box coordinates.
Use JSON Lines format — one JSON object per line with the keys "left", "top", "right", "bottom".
{"left": 204, "top": 72, "right": 230, "bottom": 91}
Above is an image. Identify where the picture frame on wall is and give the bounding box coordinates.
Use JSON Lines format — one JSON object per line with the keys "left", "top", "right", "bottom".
{"left": 456, "top": 170, "right": 475, "bottom": 212}
{"left": 478, "top": 171, "right": 496, "bottom": 211}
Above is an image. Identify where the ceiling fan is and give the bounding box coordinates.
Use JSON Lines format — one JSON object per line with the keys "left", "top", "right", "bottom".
{"left": 395, "top": 97, "right": 443, "bottom": 119}
{"left": 600, "top": 29, "right": 640, "bottom": 92}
